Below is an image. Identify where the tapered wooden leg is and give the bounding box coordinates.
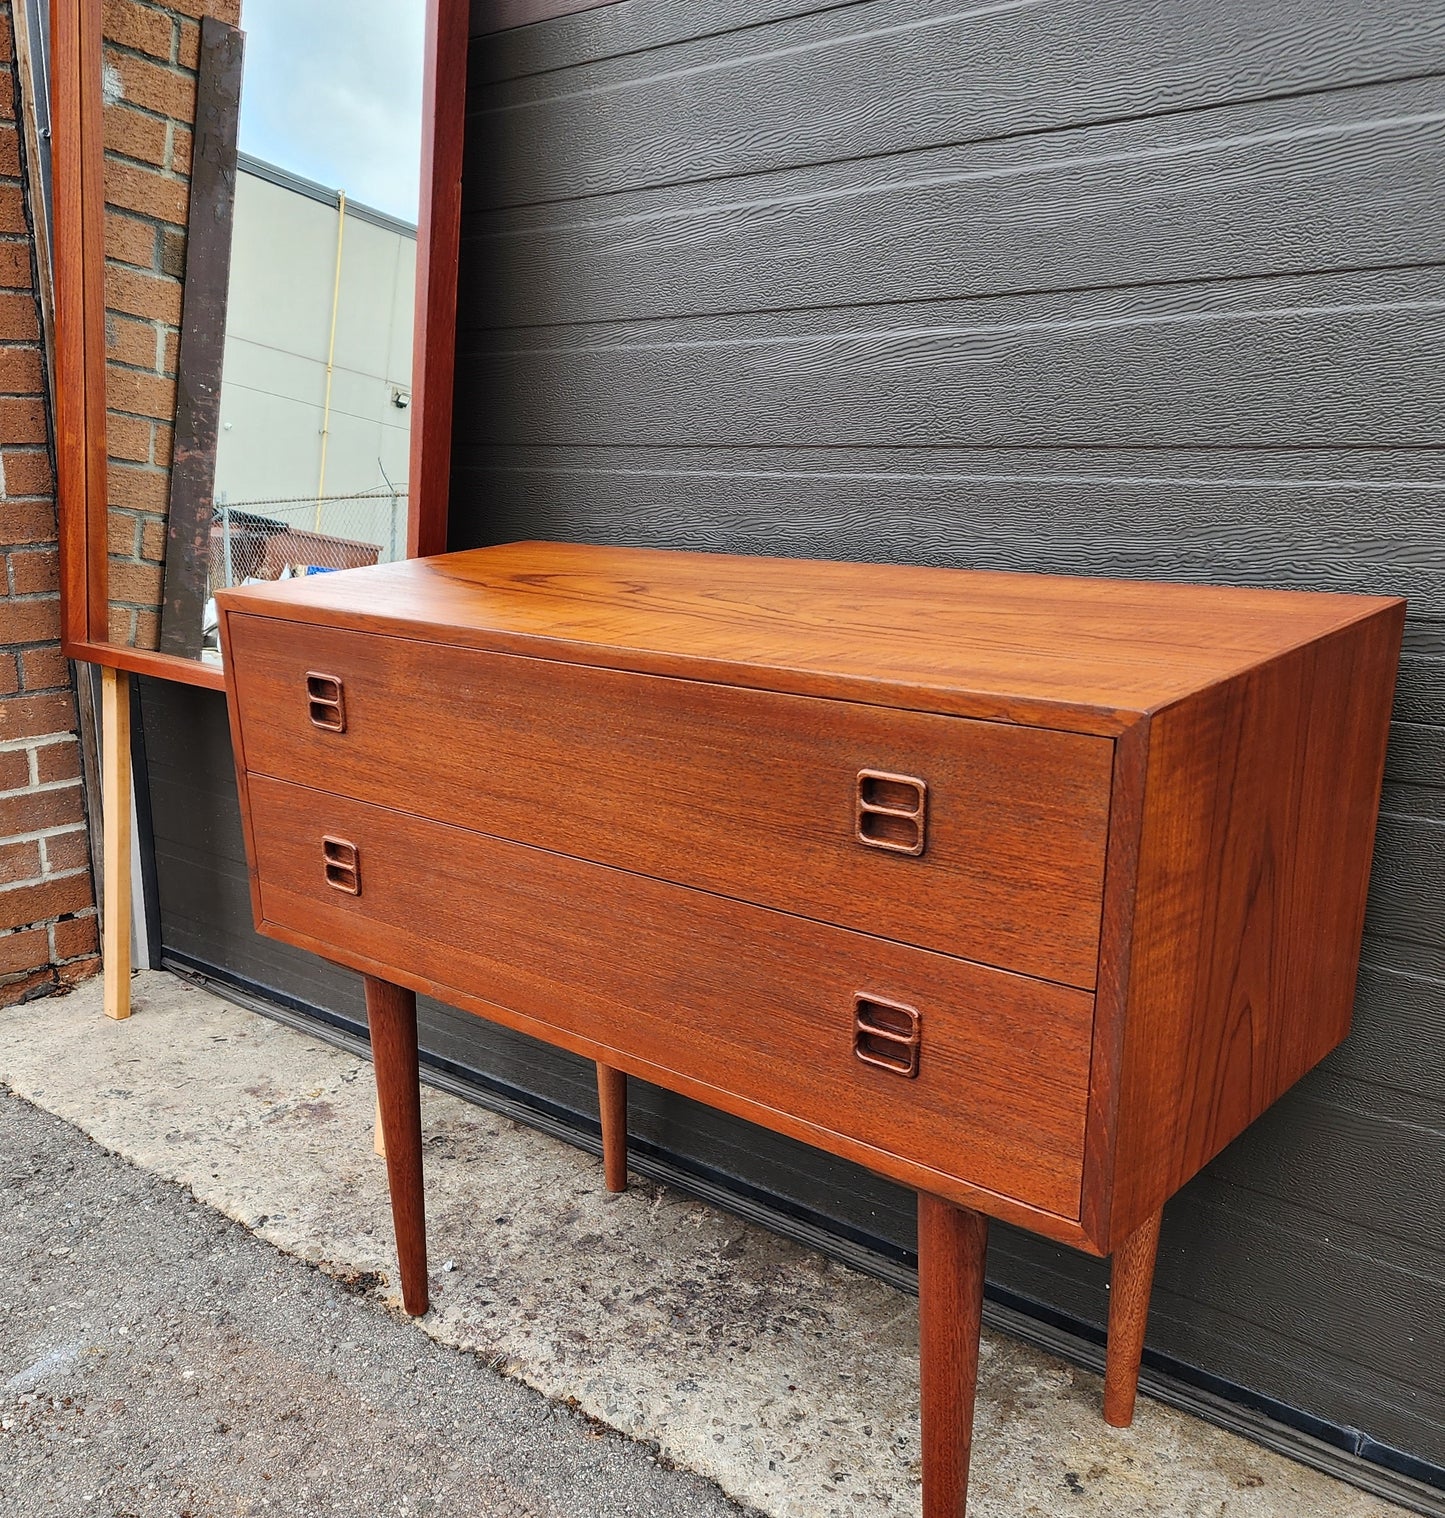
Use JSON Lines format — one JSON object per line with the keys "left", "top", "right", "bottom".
{"left": 100, "top": 667, "right": 132, "bottom": 1021}
{"left": 596, "top": 1062, "right": 628, "bottom": 1192}
{"left": 1104, "top": 1208, "right": 1162, "bottom": 1427}
{"left": 365, "top": 976, "right": 428, "bottom": 1315}
{"left": 918, "top": 1193, "right": 989, "bottom": 1518}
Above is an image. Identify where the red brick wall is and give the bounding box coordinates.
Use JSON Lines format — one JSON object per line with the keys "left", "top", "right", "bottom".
{"left": 0, "top": 0, "right": 100, "bottom": 1005}
{"left": 103, "top": 0, "right": 242, "bottom": 648}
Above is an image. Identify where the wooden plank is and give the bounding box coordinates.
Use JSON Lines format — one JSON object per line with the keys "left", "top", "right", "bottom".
{"left": 101, "top": 666, "right": 133, "bottom": 1020}
{"left": 157, "top": 19, "right": 244, "bottom": 660}
{"left": 79, "top": 0, "right": 108, "bottom": 642}
{"left": 468, "top": 0, "right": 851, "bottom": 69}
{"left": 450, "top": 445, "right": 1445, "bottom": 614}
{"left": 224, "top": 612, "right": 1116, "bottom": 988}
{"left": 246, "top": 774, "right": 1098, "bottom": 1227}
{"left": 214, "top": 543, "right": 1398, "bottom": 735}
{"left": 463, "top": 0, "right": 1445, "bottom": 208}
{"left": 1109, "top": 604, "right": 1405, "bottom": 1241}
{"left": 453, "top": 267, "right": 1445, "bottom": 451}
{"left": 407, "top": 0, "right": 470, "bottom": 558}
{"left": 49, "top": 0, "right": 91, "bottom": 647}
{"left": 472, "top": 0, "right": 624, "bottom": 36}
{"left": 459, "top": 77, "right": 1445, "bottom": 327}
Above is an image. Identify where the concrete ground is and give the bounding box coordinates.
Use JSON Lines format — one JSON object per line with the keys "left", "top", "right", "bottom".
{"left": 0, "top": 970, "right": 1418, "bottom": 1518}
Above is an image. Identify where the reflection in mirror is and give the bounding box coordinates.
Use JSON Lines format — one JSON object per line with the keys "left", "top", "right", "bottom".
{"left": 100, "top": 0, "right": 424, "bottom": 662}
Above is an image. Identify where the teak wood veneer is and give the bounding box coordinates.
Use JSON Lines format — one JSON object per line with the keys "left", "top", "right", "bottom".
{"left": 217, "top": 541, "right": 1404, "bottom": 1516}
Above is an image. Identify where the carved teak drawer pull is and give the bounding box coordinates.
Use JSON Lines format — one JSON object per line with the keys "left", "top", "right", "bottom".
{"left": 306, "top": 672, "right": 346, "bottom": 732}
{"left": 856, "top": 769, "right": 927, "bottom": 855}
{"left": 854, "top": 994, "right": 922, "bottom": 1078}
{"left": 322, "top": 836, "right": 361, "bottom": 896}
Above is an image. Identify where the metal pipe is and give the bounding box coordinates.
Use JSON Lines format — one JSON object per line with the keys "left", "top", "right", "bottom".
{"left": 316, "top": 189, "right": 347, "bottom": 529}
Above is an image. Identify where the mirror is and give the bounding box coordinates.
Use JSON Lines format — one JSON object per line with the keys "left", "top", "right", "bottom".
{"left": 98, "top": 0, "right": 425, "bottom": 663}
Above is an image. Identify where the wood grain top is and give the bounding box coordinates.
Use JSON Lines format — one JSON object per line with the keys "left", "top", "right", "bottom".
{"left": 216, "top": 541, "right": 1402, "bottom": 732}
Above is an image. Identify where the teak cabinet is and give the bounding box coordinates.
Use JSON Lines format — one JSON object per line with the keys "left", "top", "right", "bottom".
{"left": 217, "top": 541, "right": 1403, "bottom": 1516}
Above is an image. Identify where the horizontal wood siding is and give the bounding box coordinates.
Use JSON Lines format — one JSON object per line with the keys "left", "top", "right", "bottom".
{"left": 444, "top": 0, "right": 1445, "bottom": 1468}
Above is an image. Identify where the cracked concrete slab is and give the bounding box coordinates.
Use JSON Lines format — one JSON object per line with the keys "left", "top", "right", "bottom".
{"left": 0, "top": 970, "right": 1415, "bottom": 1518}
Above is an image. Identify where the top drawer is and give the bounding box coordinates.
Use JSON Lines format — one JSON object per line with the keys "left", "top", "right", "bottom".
{"left": 225, "top": 614, "right": 1113, "bottom": 986}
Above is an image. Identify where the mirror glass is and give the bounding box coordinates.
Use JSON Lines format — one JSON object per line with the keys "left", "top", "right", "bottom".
{"left": 100, "top": 0, "right": 425, "bottom": 662}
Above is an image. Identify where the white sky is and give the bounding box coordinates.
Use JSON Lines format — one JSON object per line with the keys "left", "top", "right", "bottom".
{"left": 236, "top": 0, "right": 427, "bottom": 224}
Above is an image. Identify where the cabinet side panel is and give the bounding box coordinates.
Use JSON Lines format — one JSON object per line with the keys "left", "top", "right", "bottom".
{"left": 215, "top": 606, "right": 264, "bottom": 930}
{"left": 1110, "top": 602, "right": 1404, "bottom": 1242}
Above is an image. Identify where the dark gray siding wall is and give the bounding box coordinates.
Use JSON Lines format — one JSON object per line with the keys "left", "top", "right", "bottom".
{"left": 442, "top": 0, "right": 1445, "bottom": 1470}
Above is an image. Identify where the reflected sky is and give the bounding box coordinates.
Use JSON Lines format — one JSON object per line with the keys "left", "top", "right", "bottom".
{"left": 236, "top": 0, "right": 426, "bottom": 223}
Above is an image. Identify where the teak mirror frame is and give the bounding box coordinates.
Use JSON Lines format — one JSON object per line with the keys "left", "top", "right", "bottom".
{"left": 47, "top": 0, "right": 468, "bottom": 690}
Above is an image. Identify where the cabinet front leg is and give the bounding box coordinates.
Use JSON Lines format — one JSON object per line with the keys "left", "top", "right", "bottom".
{"left": 1104, "top": 1208, "right": 1162, "bottom": 1427}
{"left": 918, "top": 1192, "right": 989, "bottom": 1518}
{"left": 365, "top": 976, "right": 429, "bottom": 1316}
{"left": 596, "top": 1062, "right": 628, "bottom": 1192}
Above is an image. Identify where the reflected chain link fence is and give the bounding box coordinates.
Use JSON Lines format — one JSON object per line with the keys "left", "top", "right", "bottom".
{"left": 211, "top": 487, "right": 408, "bottom": 590}
{"left": 201, "top": 488, "right": 407, "bottom": 659}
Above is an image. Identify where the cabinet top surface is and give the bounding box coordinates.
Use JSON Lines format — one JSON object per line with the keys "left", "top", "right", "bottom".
{"left": 217, "top": 541, "right": 1401, "bottom": 731}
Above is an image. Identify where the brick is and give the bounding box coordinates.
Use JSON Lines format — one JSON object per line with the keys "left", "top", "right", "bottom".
{"left": 0, "top": 749, "right": 29, "bottom": 791}
{"left": 105, "top": 264, "right": 183, "bottom": 324}
{"left": 108, "top": 463, "right": 168, "bottom": 512}
{"left": 0, "top": 839, "right": 41, "bottom": 884}
{"left": 159, "top": 226, "right": 186, "bottom": 278}
{"left": 0, "top": 397, "right": 48, "bottom": 445}
{"left": 140, "top": 516, "right": 167, "bottom": 559}
{"left": 34, "top": 742, "right": 80, "bottom": 786}
{"left": 0, "top": 241, "right": 31, "bottom": 289}
{"left": 20, "top": 647, "right": 68, "bottom": 692}
{"left": 107, "top": 604, "right": 134, "bottom": 644}
{"left": 105, "top": 159, "right": 189, "bottom": 225}
{"left": 1, "top": 449, "right": 53, "bottom": 496}
{"left": 133, "top": 609, "right": 160, "bottom": 647}
{"left": 53, "top": 912, "right": 99, "bottom": 960}
{"left": 168, "top": 0, "right": 240, "bottom": 26}
{"left": 0, "top": 924, "right": 46, "bottom": 974}
{"left": 0, "top": 652, "right": 15, "bottom": 695}
{"left": 104, "top": 100, "right": 168, "bottom": 169}
{"left": 109, "top": 49, "right": 195, "bottom": 120}
{"left": 103, "top": 0, "right": 175, "bottom": 62}
{"left": 109, "top": 558, "right": 163, "bottom": 606}
{"left": 177, "top": 18, "right": 198, "bottom": 68}
{"left": 44, "top": 829, "right": 91, "bottom": 875}
{"left": 151, "top": 423, "right": 173, "bottom": 469}
{"left": 0, "top": 122, "right": 20, "bottom": 179}
{"left": 0, "top": 782, "right": 84, "bottom": 837}
{"left": 108, "top": 511, "right": 142, "bottom": 556}
{"left": 0, "top": 344, "right": 44, "bottom": 396}
{"left": 58, "top": 954, "right": 101, "bottom": 988}
{"left": 0, "top": 692, "right": 78, "bottom": 745}
{"left": 107, "top": 409, "right": 154, "bottom": 462}
{"left": 0, "top": 290, "right": 38, "bottom": 341}
{"left": 0, "top": 183, "right": 25, "bottom": 236}
{"left": 105, "top": 209, "right": 158, "bottom": 269}
{"left": 106, "top": 364, "right": 175, "bottom": 422}
{"left": 161, "top": 329, "right": 179, "bottom": 374}
{"left": 9, "top": 548, "right": 59, "bottom": 595}
{"left": 0, "top": 501, "right": 56, "bottom": 545}
{"left": 170, "top": 124, "right": 192, "bottom": 177}
{"left": 106, "top": 313, "right": 158, "bottom": 369}
{"left": 0, "top": 597, "right": 59, "bottom": 645}
{"left": 0, "top": 871, "right": 93, "bottom": 931}
{"left": 1, "top": 967, "right": 59, "bottom": 1007}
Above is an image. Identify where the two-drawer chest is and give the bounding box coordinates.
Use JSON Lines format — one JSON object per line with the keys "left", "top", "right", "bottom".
{"left": 217, "top": 541, "right": 1403, "bottom": 1516}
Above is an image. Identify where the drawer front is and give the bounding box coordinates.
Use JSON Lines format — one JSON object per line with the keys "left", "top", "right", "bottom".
{"left": 228, "top": 615, "right": 1113, "bottom": 988}
{"left": 247, "top": 776, "right": 1093, "bottom": 1219}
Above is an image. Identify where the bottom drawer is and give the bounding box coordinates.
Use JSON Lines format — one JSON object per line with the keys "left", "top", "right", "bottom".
{"left": 246, "top": 776, "right": 1093, "bottom": 1221}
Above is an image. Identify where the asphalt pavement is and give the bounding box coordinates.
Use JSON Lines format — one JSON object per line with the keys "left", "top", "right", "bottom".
{"left": 0, "top": 1087, "right": 753, "bottom": 1518}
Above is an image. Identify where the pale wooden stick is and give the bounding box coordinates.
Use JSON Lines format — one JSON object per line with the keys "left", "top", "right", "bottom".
{"left": 100, "top": 667, "right": 132, "bottom": 1021}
